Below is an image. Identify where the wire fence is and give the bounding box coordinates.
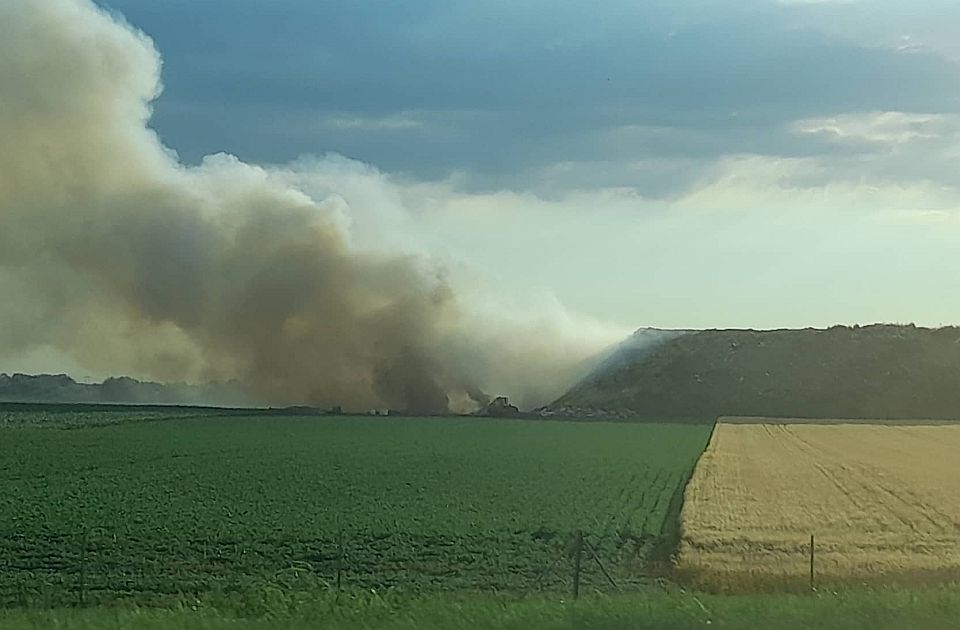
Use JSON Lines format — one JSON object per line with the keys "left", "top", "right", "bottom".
{"left": 0, "top": 528, "right": 675, "bottom": 608}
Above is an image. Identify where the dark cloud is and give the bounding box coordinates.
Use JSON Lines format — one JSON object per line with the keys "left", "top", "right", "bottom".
{"left": 99, "top": 0, "right": 960, "bottom": 193}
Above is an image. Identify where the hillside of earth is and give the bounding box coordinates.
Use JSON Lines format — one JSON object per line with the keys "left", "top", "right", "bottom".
{"left": 546, "top": 324, "right": 960, "bottom": 420}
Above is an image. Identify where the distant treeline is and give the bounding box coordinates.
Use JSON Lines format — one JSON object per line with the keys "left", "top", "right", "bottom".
{"left": 0, "top": 373, "right": 254, "bottom": 408}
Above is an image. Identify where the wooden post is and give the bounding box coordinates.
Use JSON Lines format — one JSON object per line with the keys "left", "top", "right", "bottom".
{"left": 572, "top": 531, "right": 583, "bottom": 600}
{"left": 78, "top": 530, "right": 87, "bottom": 606}
{"left": 336, "top": 529, "right": 344, "bottom": 594}
{"left": 809, "top": 534, "right": 815, "bottom": 591}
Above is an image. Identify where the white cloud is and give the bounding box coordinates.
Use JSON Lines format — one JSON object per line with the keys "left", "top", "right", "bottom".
{"left": 672, "top": 152, "right": 960, "bottom": 215}
{"left": 772, "top": 0, "right": 960, "bottom": 62}
{"left": 322, "top": 113, "right": 423, "bottom": 131}
{"left": 791, "top": 111, "right": 956, "bottom": 145}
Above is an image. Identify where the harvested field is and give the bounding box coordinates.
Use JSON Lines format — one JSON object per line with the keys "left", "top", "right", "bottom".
{"left": 719, "top": 415, "right": 960, "bottom": 425}
{"left": 678, "top": 421, "right": 960, "bottom": 590}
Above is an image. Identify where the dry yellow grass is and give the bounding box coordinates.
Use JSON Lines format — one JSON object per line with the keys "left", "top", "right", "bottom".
{"left": 678, "top": 421, "right": 960, "bottom": 589}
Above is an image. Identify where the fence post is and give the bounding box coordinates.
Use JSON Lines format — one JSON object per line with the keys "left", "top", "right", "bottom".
{"left": 572, "top": 531, "right": 583, "bottom": 600}
{"left": 809, "top": 533, "right": 815, "bottom": 592}
{"left": 78, "top": 529, "right": 87, "bottom": 606}
{"left": 336, "top": 529, "right": 344, "bottom": 594}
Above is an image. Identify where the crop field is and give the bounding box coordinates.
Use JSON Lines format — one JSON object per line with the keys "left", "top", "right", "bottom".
{"left": 0, "top": 403, "right": 232, "bottom": 428}
{"left": 0, "top": 407, "right": 710, "bottom": 606}
{"left": 678, "top": 421, "right": 960, "bottom": 589}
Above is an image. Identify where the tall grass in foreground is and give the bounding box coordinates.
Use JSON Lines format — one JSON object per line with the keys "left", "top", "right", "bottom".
{"left": 3, "top": 588, "right": 960, "bottom": 630}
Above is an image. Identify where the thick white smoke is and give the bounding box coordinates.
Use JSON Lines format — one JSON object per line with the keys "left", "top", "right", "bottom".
{"left": 0, "top": 0, "right": 623, "bottom": 412}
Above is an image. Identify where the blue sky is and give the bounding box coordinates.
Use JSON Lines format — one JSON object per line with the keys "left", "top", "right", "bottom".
{"left": 93, "top": 0, "right": 960, "bottom": 330}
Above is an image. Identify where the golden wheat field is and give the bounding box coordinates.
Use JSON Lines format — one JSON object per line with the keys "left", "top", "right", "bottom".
{"left": 678, "top": 420, "right": 960, "bottom": 589}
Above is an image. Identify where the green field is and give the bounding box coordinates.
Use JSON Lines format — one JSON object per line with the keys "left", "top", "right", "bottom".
{"left": 0, "top": 402, "right": 233, "bottom": 428}
{"left": 0, "top": 407, "right": 710, "bottom": 606}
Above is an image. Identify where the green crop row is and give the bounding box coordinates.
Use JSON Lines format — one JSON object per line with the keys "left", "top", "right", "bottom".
{"left": 0, "top": 413, "right": 711, "bottom": 606}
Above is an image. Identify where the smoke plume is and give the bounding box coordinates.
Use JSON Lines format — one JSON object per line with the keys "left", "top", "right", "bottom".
{"left": 0, "top": 0, "right": 622, "bottom": 413}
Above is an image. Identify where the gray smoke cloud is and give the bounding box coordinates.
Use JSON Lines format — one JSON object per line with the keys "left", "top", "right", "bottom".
{"left": 0, "top": 0, "right": 623, "bottom": 413}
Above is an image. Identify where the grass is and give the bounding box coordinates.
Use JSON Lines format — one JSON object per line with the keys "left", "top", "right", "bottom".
{"left": 3, "top": 587, "right": 960, "bottom": 629}
{"left": 0, "top": 409, "right": 711, "bottom": 605}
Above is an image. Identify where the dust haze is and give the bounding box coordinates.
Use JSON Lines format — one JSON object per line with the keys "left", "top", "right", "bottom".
{"left": 0, "top": 0, "right": 623, "bottom": 413}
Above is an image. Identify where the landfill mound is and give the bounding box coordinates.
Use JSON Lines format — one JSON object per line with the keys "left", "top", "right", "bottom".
{"left": 544, "top": 324, "right": 960, "bottom": 421}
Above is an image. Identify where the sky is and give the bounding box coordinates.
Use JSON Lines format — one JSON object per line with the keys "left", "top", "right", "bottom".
{"left": 71, "top": 0, "right": 960, "bottom": 331}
